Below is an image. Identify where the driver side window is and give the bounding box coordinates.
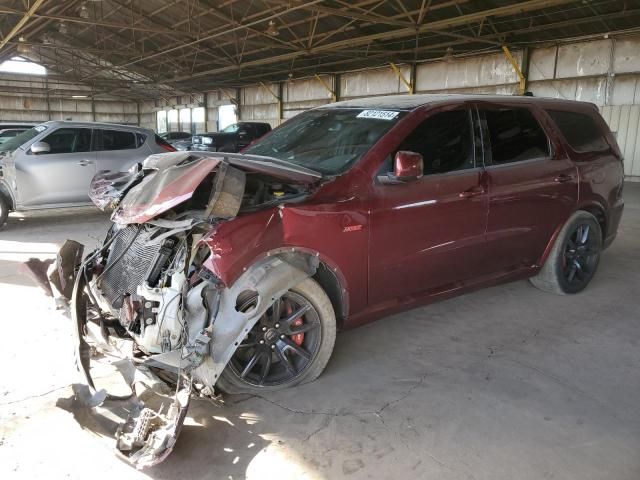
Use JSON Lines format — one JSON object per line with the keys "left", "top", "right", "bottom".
{"left": 383, "top": 109, "right": 475, "bottom": 175}
{"left": 41, "top": 128, "right": 92, "bottom": 154}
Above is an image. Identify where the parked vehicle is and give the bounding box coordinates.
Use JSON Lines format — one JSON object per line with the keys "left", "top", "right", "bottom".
{"left": 191, "top": 121, "right": 271, "bottom": 152}
{"left": 0, "top": 123, "right": 35, "bottom": 145}
{"left": 0, "top": 128, "right": 30, "bottom": 145}
{"left": 158, "top": 131, "right": 192, "bottom": 142}
{"left": 0, "top": 121, "right": 175, "bottom": 228}
{"left": 0, "top": 122, "right": 36, "bottom": 130}
{"left": 158, "top": 131, "right": 194, "bottom": 151}
{"left": 47, "top": 94, "right": 623, "bottom": 467}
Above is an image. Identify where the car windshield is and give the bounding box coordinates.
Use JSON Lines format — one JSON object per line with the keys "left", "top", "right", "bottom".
{"left": 222, "top": 123, "right": 239, "bottom": 133}
{"left": 0, "top": 125, "right": 47, "bottom": 152}
{"left": 244, "top": 108, "right": 406, "bottom": 175}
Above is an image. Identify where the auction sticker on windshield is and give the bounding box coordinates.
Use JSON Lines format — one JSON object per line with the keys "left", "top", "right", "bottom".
{"left": 356, "top": 110, "right": 400, "bottom": 120}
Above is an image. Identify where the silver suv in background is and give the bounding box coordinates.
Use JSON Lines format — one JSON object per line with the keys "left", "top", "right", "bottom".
{"left": 0, "top": 121, "right": 176, "bottom": 228}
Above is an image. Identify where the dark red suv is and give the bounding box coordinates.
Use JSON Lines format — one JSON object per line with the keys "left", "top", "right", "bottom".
{"left": 60, "top": 94, "right": 624, "bottom": 465}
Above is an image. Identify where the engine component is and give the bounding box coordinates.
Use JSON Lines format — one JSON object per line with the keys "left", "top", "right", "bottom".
{"left": 98, "top": 226, "right": 163, "bottom": 308}
{"left": 146, "top": 238, "right": 176, "bottom": 287}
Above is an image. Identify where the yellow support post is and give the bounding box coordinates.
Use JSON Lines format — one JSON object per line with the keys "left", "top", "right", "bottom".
{"left": 390, "top": 62, "right": 414, "bottom": 94}
{"left": 502, "top": 45, "right": 526, "bottom": 95}
{"left": 315, "top": 74, "right": 336, "bottom": 102}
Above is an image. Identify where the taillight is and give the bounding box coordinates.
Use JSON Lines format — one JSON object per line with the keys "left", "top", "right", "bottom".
{"left": 154, "top": 134, "right": 176, "bottom": 152}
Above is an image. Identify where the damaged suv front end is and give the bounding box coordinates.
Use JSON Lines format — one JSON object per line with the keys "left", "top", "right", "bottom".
{"left": 58, "top": 151, "right": 323, "bottom": 467}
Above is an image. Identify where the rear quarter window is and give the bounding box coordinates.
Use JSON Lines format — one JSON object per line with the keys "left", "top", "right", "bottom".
{"left": 546, "top": 110, "right": 609, "bottom": 153}
{"left": 102, "top": 129, "right": 137, "bottom": 151}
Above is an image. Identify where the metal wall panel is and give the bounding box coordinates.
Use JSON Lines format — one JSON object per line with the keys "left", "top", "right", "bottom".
{"left": 601, "top": 104, "right": 640, "bottom": 176}
{"left": 613, "top": 35, "right": 640, "bottom": 74}
{"left": 284, "top": 76, "right": 333, "bottom": 102}
{"left": 416, "top": 51, "right": 520, "bottom": 91}
{"left": 528, "top": 78, "right": 608, "bottom": 105}
{"left": 556, "top": 39, "right": 611, "bottom": 78}
{"left": 528, "top": 46, "right": 557, "bottom": 81}
{"left": 341, "top": 66, "right": 410, "bottom": 98}
{"left": 610, "top": 75, "right": 640, "bottom": 106}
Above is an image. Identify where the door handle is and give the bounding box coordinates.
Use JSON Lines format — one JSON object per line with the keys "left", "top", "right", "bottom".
{"left": 554, "top": 174, "right": 574, "bottom": 183}
{"left": 77, "top": 159, "right": 93, "bottom": 166}
{"left": 459, "top": 187, "right": 484, "bottom": 199}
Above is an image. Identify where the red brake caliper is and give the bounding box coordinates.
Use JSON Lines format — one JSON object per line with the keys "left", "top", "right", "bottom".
{"left": 285, "top": 302, "right": 305, "bottom": 346}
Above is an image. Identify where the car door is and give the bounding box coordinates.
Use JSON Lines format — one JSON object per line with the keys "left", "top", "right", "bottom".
{"left": 96, "top": 128, "right": 151, "bottom": 173}
{"left": 478, "top": 103, "right": 578, "bottom": 274}
{"left": 369, "top": 107, "right": 490, "bottom": 303}
{"left": 16, "top": 127, "right": 96, "bottom": 206}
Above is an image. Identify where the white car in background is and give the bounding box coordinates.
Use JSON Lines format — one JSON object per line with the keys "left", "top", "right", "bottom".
{"left": 0, "top": 121, "right": 176, "bottom": 229}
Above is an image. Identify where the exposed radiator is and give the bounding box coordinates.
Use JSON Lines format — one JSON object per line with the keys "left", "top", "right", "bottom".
{"left": 99, "top": 226, "right": 163, "bottom": 308}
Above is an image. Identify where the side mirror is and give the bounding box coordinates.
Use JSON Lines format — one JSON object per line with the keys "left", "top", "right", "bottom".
{"left": 238, "top": 129, "right": 248, "bottom": 137}
{"left": 394, "top": 151, "right": 423, "bottom": 180}
{"left": 30, "top": 141, "right": 51, "bottom": 154}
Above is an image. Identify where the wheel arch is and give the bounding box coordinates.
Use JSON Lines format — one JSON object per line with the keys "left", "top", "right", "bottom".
{"left": 538, "top": 206, "right": 604, "bottom": 266}
{"left": 578, "top": 202, "right": 607, "bottom": 240}
{"left": 0, "top": 180, "right": 15, "bottom": 211}
{"left": 231, "top": 247, "right": 349, "bottom": 327}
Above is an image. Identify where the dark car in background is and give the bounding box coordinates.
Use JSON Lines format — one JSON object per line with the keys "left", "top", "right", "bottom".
{"left": 159, "top": 131, "right": 192, "bottom": 142}
{"left": 191, "top": 121, "right": 271, "bottom": 152}
{"left": 159, "top": 131, "right": 194, "bottom": 151}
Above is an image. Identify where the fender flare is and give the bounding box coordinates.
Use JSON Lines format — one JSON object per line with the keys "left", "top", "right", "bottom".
{"left": 538, "top": 203, "right": 606, "bottom": 266}
{"left": 153, "top": 252, "right": 319, "bottom": 388}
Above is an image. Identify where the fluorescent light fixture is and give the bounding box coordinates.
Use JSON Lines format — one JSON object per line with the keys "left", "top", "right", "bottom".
{"left": 72, "top": 95, "right": 88, "bottom": 98}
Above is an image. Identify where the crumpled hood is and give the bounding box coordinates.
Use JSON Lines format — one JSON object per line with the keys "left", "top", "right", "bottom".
{"left": 89, "top": 151, "right": 320, "bottom": 225}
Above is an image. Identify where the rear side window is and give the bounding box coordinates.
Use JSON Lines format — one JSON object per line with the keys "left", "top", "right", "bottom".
{"left": 546, "top": 110, "right": 609, "bottom": 153}
{"left": 101, "top": 129, "right": 137, "bottom": 150}
{"left": 41, "top": 128, "right": 91, "bottom": 154}
{"left": 484, "top": 107, "right": 549, "bottom": 165}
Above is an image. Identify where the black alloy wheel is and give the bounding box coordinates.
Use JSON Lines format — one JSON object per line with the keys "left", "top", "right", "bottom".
{"left": 229, "top": 291, "right": 322, "bottom": 387}
{"left": 562, "top": 222, "right": 599, "bottom": 289}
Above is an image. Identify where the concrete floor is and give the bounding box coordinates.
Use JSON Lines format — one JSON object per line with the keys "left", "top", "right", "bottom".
{"left": 1, "top": 184, "right": 639, "bottom": 480}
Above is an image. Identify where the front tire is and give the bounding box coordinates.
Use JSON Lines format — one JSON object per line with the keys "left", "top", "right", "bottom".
{"left": 217, "top": 277, "right": 336, "bottom": 394}
{"left": 530, "top": 211, "right": 602, "bottom": 294}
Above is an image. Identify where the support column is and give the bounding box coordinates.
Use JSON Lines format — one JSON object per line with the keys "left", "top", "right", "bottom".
{"left": 260, "top": 82, "right": 283, "bottom": 124}
{"left": 390, "top": 62, "right": 414, "bottom": 94}
{"left": 235, "top": 88, "right": 241, "bottom": 121}
{"left": 315, "top": 74, "right": 336, "bottom": 102}
{"left": 502, "top": 45, "right": 526, "bottom": 95}
{"left": 277, "top": 82, "right": 284, "bottom": 122}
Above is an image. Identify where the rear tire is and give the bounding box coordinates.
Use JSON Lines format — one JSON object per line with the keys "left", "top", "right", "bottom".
{"left": 0, "top": 195, "right": 9, "bottom": 230}
{"left": 530, "top": 211, "right": 602, "bottom": 295}
{"left": 217, "top": 277, "right": 336, "bottom": 394}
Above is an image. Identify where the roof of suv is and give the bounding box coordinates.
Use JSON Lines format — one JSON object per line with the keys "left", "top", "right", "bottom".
{"left": 39, "top": 120, "right": 153, "bottom": 133}
{"left": 320, "top": 94, "right": 597, "bottom": 111}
